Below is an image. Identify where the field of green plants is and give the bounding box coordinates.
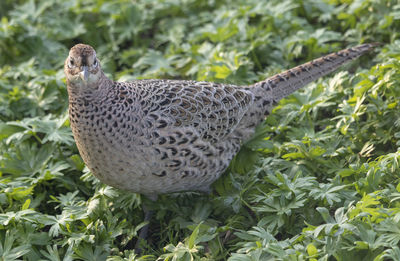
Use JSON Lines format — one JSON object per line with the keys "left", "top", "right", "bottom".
{"left": 0, "top": 0, "right": 400, "bottom": 260}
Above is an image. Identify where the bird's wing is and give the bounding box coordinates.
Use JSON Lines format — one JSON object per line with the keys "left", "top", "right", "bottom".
{"left": 136, "top": 80, "right": 254, "bottom": 143}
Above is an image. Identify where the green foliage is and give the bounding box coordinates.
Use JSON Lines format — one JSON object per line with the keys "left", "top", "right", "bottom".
{"left": 0, "top": 0, "right": 399, "bottom": 260}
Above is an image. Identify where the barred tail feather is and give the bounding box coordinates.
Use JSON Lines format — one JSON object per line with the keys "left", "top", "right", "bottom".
{"left": 254, "top": 43, "right": 380, "bottom": 103}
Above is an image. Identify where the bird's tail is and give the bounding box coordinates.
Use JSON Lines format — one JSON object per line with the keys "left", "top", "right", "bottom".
{"left": 252, "top": 43, "right": 380, "bottom": 103}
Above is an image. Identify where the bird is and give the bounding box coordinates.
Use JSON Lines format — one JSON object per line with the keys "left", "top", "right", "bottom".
{"left": 65, "top": 43, "right": 378, "bottom": 201}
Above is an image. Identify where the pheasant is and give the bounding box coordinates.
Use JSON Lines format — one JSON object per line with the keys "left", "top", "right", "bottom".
{"left": 65, "top": 43, "right": 378, "bottom": 200}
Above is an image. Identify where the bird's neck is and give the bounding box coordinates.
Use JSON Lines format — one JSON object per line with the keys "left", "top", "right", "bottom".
{"left": 67, "top": 73, "right": 113, "bottom": 103}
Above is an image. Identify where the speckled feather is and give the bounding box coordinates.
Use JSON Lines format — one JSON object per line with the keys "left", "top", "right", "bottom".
{"left": 65, "top": 43, "right": 378, "bottom": 198}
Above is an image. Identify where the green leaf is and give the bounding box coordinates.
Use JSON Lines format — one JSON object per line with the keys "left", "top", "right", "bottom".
{"left": 188, "top": 222, "right": 202, "bottom": 249}
{"left": 307, "top": 243, "right": 318, "bottom": 256}
{"left": 213, "top": 64, "right": 231, "bottom": 79}
{"left": 21, "top": 199, "right": 31, "bottom": 210}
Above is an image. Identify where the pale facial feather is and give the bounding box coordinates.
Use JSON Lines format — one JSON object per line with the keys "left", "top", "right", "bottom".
{"left": 64, "top": 44, "right": 102, "bottom": 90}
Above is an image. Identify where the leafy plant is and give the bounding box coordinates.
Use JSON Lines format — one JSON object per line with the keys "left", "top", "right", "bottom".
{"left": 0, "top": 0, "right": 399, "bottom": 260}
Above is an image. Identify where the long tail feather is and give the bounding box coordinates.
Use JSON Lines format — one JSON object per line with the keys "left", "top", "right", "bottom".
{"left": 254, "top": 43, "right": 380, "bottom": 102}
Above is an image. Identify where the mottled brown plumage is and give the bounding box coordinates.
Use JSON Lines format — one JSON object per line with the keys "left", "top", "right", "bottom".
{"left": 65, "top": 43, "right": 378, "bottom": 199}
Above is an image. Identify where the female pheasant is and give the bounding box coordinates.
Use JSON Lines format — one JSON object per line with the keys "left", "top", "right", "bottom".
{"left": 65, "top": 43, "right": 378, "bottom": 200}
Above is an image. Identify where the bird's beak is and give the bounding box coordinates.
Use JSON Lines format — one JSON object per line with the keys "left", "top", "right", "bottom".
{"left": 79, "top": 66, "right": 89, "bottom": 82}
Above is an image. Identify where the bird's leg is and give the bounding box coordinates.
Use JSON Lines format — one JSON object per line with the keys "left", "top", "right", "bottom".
{"left": 134, "top": 208, "right": 153, "bottom": 254}
{"left": 135, "top": 195, "right": 157, "bottom": 254}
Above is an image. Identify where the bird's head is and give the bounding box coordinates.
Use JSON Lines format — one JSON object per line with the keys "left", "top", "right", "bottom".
{"left": 64, "top": 44, "right": 102, "bottom": 93}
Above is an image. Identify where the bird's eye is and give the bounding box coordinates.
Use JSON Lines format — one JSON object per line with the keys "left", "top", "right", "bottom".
{"left": 93, "top": 59, "right": 98, "bottom": 67}
{"left": 68, "top": 58, "right": 75, "bottom": 69}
